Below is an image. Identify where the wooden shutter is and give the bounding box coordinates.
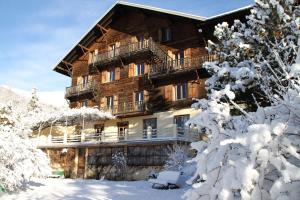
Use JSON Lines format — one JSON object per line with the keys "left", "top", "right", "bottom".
{"left": 128, "top": 63, "right": 134, "bottom": 77}
{"left": 144, "top": 63, "right": 149, "bottom": 74}
{"left": 88, "top": 52, "right": 92, "bottom": 64}
{"left": 131, "top": 36, "right": 138, "bottom": 43}
{"left": 114, "top": 95, "right": 118, "bottom": 108}
{"left": 101, "top": 70, "right": 107, "bottom": 83}
{"left": 198, "top": 79, "right": 207, "bottom": 98}
{"left": 184, "top": 48, "right": 191, "bottom": 58}
{"left": 77, "top": 77, "right": 83, "bottom": 85}
{"left": 115, "top": 67, "right": 120, "bottom": 80}
{"left": 164, "top": 85, "right": 173, "bottom": 101}
{"left": 188, "top": 82, "right": 198, "bottom": 98}
{"left": 144, "top": 90, "right": 149, "bottom": 102}
{"left": 100, "top": 97, "right": 107, "bottom": 109}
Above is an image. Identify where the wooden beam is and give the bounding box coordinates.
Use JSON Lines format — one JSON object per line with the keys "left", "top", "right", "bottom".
{"left": 62, "top": 61, "right": 74, "bottom": 68}
{"left": 78, "top": 44, "right": 90, "bottom": 52}
{"left": 96, "top": 24, "right": 108, "bottom": 34}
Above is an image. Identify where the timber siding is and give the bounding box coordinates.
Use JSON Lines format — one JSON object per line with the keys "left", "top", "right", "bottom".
{"left": 43, "top": 2, "right": 250, "bottom": 180}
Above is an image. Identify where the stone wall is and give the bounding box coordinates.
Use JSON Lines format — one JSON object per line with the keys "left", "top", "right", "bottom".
{"left": 45, "top": 142, "right": 189, "bottom": 181}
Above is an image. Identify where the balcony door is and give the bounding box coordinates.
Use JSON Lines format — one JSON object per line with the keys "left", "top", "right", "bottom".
{"left": 174, "top": 115, "right": 190, "bottom": 137}
{"left": 117, "top": 121, "right": 129, "bottom": 141}
{"left": 138, "top": 35, "right": 145, "bottom": 49}
{"left": 82, "top": 75, "right": 89, "bottom": 90}
{"left": 143, "top": 118, "right": 157, "bottom": 138}
{"left": 134, "top": 91, "right": 144, "bottom": 111}
{"left": 107, "top": 96, "right": 114, "bottom": 111}
{"left": 174, "top": 50, "right": 184, "bottom": 69}
{"left": 94, "top": 124, "right": 104, "bottom": 141}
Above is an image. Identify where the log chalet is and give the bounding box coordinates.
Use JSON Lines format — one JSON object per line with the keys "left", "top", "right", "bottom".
{"left": 36, "top": 1, "right": 251, "bottom": 180}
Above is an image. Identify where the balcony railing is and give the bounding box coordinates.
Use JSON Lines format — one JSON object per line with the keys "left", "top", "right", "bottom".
{"left": 33, "top": 126, "right": 200, "bottom": 146}
{"left": 149, "top": 55, "right": 218, "bottom": 76}
{"left": 89, "top": 38, "right": 170, "bottom": 67}
{"left": 65, "top": 81, "right": 97, "bottom": 99}
{"left": 102, "top": 101, "right": 147, "bottom": 116}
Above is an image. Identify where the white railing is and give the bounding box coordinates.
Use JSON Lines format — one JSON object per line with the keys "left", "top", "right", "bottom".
{"left": 34, "top": 126, "right": 199, "bottom": 146}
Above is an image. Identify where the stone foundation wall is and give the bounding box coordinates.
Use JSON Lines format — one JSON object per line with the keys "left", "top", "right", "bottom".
{"left": 45, "top": 142, "right": 189, "bottom": 180}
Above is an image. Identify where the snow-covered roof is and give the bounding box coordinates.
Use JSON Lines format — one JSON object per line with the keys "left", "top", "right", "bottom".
{"left": 206, "top": 5, "right": 253, "bottom": 21}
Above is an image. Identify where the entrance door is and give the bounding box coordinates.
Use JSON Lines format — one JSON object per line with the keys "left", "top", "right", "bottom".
{"left": 94, "top": 124, "right": 104, "bottom": 141}
{"left": 117, "top": 122, "right": 129, "bottom": 141}
{"left": 77, "top": 148, "right": 86, "bottom": 179}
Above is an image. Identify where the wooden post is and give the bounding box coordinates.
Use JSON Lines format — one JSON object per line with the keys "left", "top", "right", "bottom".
{"left": 81, "top": 132, "right": 85, "bottom": 142}
{"left": 47, "top": 134, "right": 52, "bottom": 143}
{"left": 74, "top": 148, "right": 79, "bottom": 178}
{"left": 173, "top": 125, "right": 178, "bottom": 138}
{"left": 84, "top": 148, "right": 89, "bottom": 179}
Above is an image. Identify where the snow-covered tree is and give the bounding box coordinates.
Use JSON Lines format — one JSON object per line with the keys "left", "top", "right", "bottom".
{"left": 0, "top": 102, "right": 51, "bottom": 192}
{"left": 164, "top": 145, "right": 188, "bottom": 171}
{"left": 185, "top": 1, "right": 300, "bottom": 200}
{"left": 27, "top": 88, "right": 41, "bottom": 113}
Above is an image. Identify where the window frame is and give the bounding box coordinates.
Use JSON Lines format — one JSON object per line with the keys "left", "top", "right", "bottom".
{"left": 108, "top": 69, "right": 115, "bottom": 82}
{"left": 136, "top": 63, "right": 145, "bottom": 76}
{"left": 134, "top": 91, "right": 144, "bottom": 103}
{"left": 81, "top": 100, "right": 88, "bottom": 107}
{"left": 175, "top": 83, "right": 188, "bottom": 100}
{"left": 106, "top": 96, "right": 114, "bottom": 109}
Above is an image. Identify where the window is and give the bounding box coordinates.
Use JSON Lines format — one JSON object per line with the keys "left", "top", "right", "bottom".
{"left": 175, "top": 83, "right": 188, "bottom": 100}
{"left": 82, "top": 75, "right": 89, "bottom": 85}
{"left": 174, "top": 115, "right": 190, "bottom": 136}
{"left": 117, "top": 121, "right": 129, "bottom": 141}
{"left": 159, "top": 27, "right": 172, "bottom": 42}
{"left": 138, "top": 36, "right": 145, "bottom": 49}
{"left": 108, "top": 69, "right": 115, "bottom": 82}
{"left": 94, "top": 124, "right": 104, "bottom": 140}
{"left": 143, "top": 118, "right": 157, "bottom": 138}
{"left": 136, "top": 63, "right": 145, "bottom": 76}
{"left": 175, "top": 51, "right": 185, "bottom": 67}
{"left": 109, "top": 44, "right": 116, "bottom": 57}
{"left": 107, "top": 96, "right": 114, "bottom": 110}
{"left": 135, "top": 91, "right": 144, "bottom": 103}
{"left": 81, "top": 100, "right": 88, "bottom": 107}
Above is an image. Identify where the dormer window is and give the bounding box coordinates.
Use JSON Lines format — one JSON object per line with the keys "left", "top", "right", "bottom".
{"left": 159, "top": 27, "right": 172, "bottom": 42}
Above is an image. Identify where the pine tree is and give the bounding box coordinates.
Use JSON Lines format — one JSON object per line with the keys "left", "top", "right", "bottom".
{"left": 185, "top": 1, "right": 300, "bottom": 199}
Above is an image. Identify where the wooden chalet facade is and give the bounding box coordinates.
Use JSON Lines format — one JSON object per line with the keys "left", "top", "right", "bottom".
{"left": 37, "top": 2, "right": 250, "bottom": 180}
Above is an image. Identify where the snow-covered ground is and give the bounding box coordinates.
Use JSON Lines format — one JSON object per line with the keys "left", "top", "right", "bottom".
{"left": 1, "top": 178, "right": 188, "bottom": 200}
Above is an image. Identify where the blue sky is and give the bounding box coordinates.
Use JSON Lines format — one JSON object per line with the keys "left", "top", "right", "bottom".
{"left": 0, "top": 0, "right": 253, "bottom": 91}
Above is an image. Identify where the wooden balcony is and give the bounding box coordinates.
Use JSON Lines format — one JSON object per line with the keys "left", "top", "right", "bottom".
{"left": 102, "top": 101, "right": 151, "bottom": 117}
{"left": 65, "top": 81, "right": 97, "bottom": 100}
{"left": 89, "top": 38, "right": 169, "bottom": 68}
{"left": 149, "top": 55, "right": 218, "bottom": 79}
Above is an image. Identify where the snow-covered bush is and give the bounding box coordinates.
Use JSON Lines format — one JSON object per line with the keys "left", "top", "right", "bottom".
{"left": 164, "top": 145, "right": 188, "bottom": 171}
{"left": 185, "top": 1, "right": 300, "bottom": 200}
{"left": 0, "top": 100, "right": 51, "bottom": 192}
{"left": 112, "top": 151, "right": 127, "bottom": 179}
{"left": 112, "top": 151, "right": 127, "bottom": 170}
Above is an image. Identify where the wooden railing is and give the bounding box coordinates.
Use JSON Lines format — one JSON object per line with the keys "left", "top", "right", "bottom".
{"left": 102, "top": 101, "right": 147, "bottom": 115}
{"left": 90, "top": 38, "right": 171, "bottom": 66}
{"left": 65, "top": 81, "right": 97, "bottom": 98}
{"left": 149, "top": 55, "right": 218, "bottom": 76}
{"left": 34, "top": 126, "right": 199, "bottom": 146}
